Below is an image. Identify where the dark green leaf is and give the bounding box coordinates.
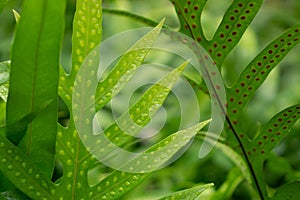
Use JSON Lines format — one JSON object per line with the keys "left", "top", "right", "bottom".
{"left": 103, "top": 8, "right": 165, "bottom": 28}
{"left": 5, "top": 100, "right": 53, "bottom": 145}
{"left": 208, "top": 0, "right": 263, "bottom": 66}
{"left": 250, "top": 104, "right": 300, "bottom": 161}
{"left": 273, "top": 182, "right": 300, "bottom": 200}
{"left": 171, "top": 0, "right": 208, "bottom": 46}
{"left": 227, "top": 22, "right": 300, "bottom": 120}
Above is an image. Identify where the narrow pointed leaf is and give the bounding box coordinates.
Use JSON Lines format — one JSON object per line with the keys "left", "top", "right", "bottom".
{"left": 208, "top": 0, "right": 263, "bottom": 66}
{"left": 250, "top": 104, "right": 300, "bottom": 162}
{"left": 227, "top": 22, "right": 300, "bottom": 120}
{"left": 6, "top": 0, "right": 65, "bottom": 179}
{"left": 103, "top": 8, "right": 163, "bottom": 28}
{"left": 171, "top": 0, "right": 208, "bottom": 45}
{"left": 158, "top": 183, "right": 214, "bottom": 200}
{"left": 58, "top": 0, "right": 103, "bottom": 109}
{"left": 95, "top": 19, "right": 164, "bottom": 110}
{"left": 89, "top": 62, "right": 190, "bottom": 159}
{"left": 120, "top": 120, "right": 210, "bottom": 172}
{"left": 12, "top": 9, "right": 20, "bottom": 23}
{"left": 224, "top": 22, "right": 300, "bottom": 155}
{"left": 69, "top": 0, "right": 102, "bottom": 81}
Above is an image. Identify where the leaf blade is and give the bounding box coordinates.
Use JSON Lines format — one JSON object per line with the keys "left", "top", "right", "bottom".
{"left": 95, "top": 19, "right": 164, "bottom": 110}
{"left": 273, "top": 181, "right": 300, "bottom": 200}
{"left": 0, "top": 135, "right": 55, "bottom": 199}
{"left": 208, "top": 0, "right": 263, "bottom": 66}
{"left": 6, "top": 0, "right": 65, "bottom": 179}
{"left": 158, "top": 183, "right": 214, "bottom": 200}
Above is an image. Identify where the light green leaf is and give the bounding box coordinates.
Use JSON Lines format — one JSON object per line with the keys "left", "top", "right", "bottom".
{"left": 95, "top": 19, "right": 165, "bottom": 110}
{"left": 86, "top": 61, "right": 197, "bottom": 197}
{"left": 0, "top": 61, "right": 9, "bottom": 101}
{"left": 55, "top": 0, "right": 103, "bottom": 199}
{"left": 12, "top": 9, "right": 20, "bottom": 23}
{"left": 0, "top": 84, "right": 8, "bottom": 102}
{"left": 0, "top": 61, "right": 10, "bottom": 85}
{"left": 158, "top": 183, "right": 214, "bottom": 200}
{"left": 0, "top": 135, "right": 55, "bottom": 199}
{"left": 90, "top": 172, "right": 148, "bottom": 199}
{"left": 120, "top": 120, "right": 211, "bottom": 173}
{"left": 86, "top": 62, "right": 193, "bottom": 170}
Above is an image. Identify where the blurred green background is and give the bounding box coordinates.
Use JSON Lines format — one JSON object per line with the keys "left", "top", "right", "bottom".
{"left": 1, "top": 0, "right": 300, "bottom": 199}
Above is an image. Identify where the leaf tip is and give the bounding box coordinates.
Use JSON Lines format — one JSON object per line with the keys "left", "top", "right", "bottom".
{"left": 12, "top": 9, "right": 20, "bottom": 23}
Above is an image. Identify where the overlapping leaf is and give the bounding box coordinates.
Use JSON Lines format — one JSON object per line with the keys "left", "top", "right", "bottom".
{"left": 6, "top": 0, "right": 65, "bottom": 180}
{"left": 89, "top": 61, "right": 188, "bottom": 155}
{"left": 89, "top": 119, "right": 210, "bottom": 199}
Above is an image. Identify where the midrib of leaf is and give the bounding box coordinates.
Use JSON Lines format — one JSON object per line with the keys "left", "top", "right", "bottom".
{"left": 26, "top": 1, "right": 47, "bottom": 156}
{"left": 207, "top": 0, "right": 263, "bottom": 67}
{"left": 224, "top": 114, "right": 264, "bottom": 199}
{"left": 55, "top": 0, "right": 102, "bottom": 199}
{"left": 222, "top": 23, "right": 300, "bottom": 200}
{"left": 7, "top": 0, "right": 65, "bottom": 180}
{"left": 71, "top": 0, "right": 94, "bottom": 197}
